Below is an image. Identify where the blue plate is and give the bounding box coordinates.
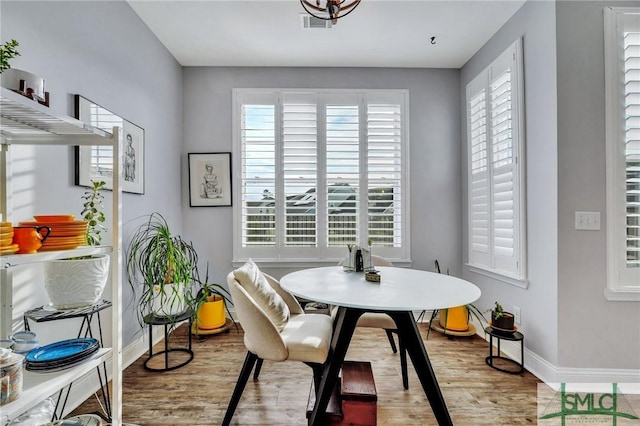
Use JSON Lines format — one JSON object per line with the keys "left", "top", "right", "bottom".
{"left": 25, "top": 338, "right": 98, "bottom": 363}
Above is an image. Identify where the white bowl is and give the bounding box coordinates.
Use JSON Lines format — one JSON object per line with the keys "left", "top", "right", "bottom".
{"left": 10, "top": 331, "right": 38, "bottom": 352}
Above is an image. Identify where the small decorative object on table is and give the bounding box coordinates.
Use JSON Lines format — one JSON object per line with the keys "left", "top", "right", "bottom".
{"left": 365, "top": 270, "right": 380, "bottom": 282}
{"left": 343, "top": 244, "right": 371, "bottom": 272}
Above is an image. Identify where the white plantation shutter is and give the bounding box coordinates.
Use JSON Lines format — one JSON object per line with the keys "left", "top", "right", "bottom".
{"left": 624, "top": 27, "right": 640, "bottom": 270}
{"left": 283, "top": 93, "right": 317, "bottom": 247}
{"left": 366, "top": 95, "right": 403, "bottom": 248}
{"left": 238, "top": 93, "right": 276, "bottom": 248}
{"left": 490, "top": 64, "right": 519, "bottom": 274}
{"left": 468, "top": 89, "right": 490, "bottom": 265}
{"left": 233, "top": 89, "right": 409, "bottom": 262}
{"left": 466, "top": 39, "right": 525, "bottom": 280}
{"left": 326, "top": 97, "right": 360, "bottom": 246}
{"left": 605, "top": 8, "right": 640, "bottom": 296}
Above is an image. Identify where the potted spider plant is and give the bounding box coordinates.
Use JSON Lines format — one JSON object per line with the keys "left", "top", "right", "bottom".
{"left": 43, "top": 180, "right": 111, "bottom": 309}
{"left": 427, "top": 260, "right": 488, "bottom": 337}
{"left": 126, "top": 212, "right": 198, "bottom": 322}
{"left": 192, "top": 262, "right": 235, "bottom": 332}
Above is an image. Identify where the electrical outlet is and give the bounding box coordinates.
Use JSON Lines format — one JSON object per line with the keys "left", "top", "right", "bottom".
{"left": 575, "top": 211, "right": 601, "bottom": 230}
{"left": 513, "top": 306, "right": 521, "bottom": 325}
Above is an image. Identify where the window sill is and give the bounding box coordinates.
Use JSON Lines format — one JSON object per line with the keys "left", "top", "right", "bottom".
{"left": 232, "top": 258, "right": 414, "bottom": 269}
{"left": 465, "top": 263, "right": 528, "bottom": 289}
{"left": 604, "top": 287, "right": 640, "bottom": 302}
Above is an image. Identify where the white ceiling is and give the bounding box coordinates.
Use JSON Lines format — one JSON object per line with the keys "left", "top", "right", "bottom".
{"left": 127, "top": 0, "right": 526, "bottom": 69}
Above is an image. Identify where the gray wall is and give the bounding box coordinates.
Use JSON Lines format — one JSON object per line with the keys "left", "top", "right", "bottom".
{"left": 181, "top": 67, "right": 462, "bottom": 282}
{"left": 556, "top": 1, "right": 640, "bottom": 369}
{"left": 460, "top": 0, "right": 559, "bottom": 364}
{"left": 462, "top": 0, "right": 640, "bottom": 373}
{"left": 0, "top": 1, "right": 183, "bottom": 346}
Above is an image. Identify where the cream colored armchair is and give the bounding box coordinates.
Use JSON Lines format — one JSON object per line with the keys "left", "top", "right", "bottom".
{"left": 222, "top": 260, "right": 333, "bottom": 426}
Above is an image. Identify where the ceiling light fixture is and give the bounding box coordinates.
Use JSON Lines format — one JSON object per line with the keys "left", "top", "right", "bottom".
{"left": 299, "top": 0, "right": 361, "bottom": 24}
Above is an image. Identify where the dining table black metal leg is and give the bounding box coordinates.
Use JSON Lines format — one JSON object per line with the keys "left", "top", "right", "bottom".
{"left": 308, "top": 306, "right": 364, "bottom": 426}
{"left": 389, "top": 311, "right": 453, "bottom": 426}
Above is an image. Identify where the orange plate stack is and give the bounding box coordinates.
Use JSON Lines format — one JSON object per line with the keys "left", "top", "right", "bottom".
{"left": 20, "top": 215, "right": 88, "bottom": 251}
{"left": 0, "top": 222, "right": 18, "bottom": 255}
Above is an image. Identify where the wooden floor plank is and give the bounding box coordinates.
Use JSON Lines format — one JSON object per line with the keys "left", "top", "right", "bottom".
{"left": 71, "top": 322, "right": 542, "bottom": 425}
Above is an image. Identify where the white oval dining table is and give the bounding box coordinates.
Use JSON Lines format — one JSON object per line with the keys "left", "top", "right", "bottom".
{"left": 280, "top": 266, "right": 481, "bottom": 426}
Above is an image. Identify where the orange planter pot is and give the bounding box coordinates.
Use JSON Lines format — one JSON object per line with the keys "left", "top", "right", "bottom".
{"left": 438, "top": 306, "right": 469, "bottom": 332}
{"left": 196, "top": 295, "right": 226, "bottom": 330}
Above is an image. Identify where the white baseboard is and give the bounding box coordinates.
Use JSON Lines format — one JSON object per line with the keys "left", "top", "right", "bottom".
{"left": 469, "top": 318, "right": 640, "bottom": 384}
{"left": 525, "top": 350, "right": 640, "bottom": 383}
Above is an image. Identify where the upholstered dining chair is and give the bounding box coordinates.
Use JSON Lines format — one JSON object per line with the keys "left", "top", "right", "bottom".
{"left": 222, "top": 260, "right": 333, "bottom": 426}
{"left": 334, "top": 255, "right": 409, "bottom": 389}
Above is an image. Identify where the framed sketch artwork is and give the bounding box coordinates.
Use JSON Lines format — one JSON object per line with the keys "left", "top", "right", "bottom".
{"left": 74, "top": 95, "right": 145, "bottom": 194}
{"left": 188, "top": 153, "right": 232, "bottom": 207}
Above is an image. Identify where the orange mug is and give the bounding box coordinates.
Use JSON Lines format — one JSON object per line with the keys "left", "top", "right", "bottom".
{"left": 12, "top": 226, "right": 51, "bottom": 254}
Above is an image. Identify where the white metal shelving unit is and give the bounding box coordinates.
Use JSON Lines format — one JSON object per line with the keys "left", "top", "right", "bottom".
{"left": 0, "top": 87, "right": 122, "bottom": 425}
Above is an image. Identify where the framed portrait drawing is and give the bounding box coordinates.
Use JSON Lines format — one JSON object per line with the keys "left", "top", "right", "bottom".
{"left": 74, "top": 95, "right": 145, "bottom": 194}
{"left": 188, "top": 152, "right": 232, "bottom": 207}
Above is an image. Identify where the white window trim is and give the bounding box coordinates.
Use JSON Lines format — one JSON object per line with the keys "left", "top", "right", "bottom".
{"left": 467, "top": 264, "right": 528, "bottom": 289}
{"left": 465, "top": 38, "right": 527, "bottom": 286}
{"left": 231, "top": 88, "right": 411, "bottom": 264}
{"left": 604, "top": 7, "right": 640, "bottom": 301}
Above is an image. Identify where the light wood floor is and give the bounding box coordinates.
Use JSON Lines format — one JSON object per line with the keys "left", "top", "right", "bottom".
{"left": 72, "top": 322, "right": 542, "bottom": 425}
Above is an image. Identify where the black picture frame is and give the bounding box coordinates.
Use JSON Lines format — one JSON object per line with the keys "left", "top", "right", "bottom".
{"left": 188, "top": 152, "right": 232, "bottom": 207}
{"left": 74, "top": 95, "right": 145, "bottom": 194}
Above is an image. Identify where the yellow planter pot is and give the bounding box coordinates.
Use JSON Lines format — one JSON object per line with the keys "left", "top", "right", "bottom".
{"left": 197, "top": 295, "right": 226, "bottom": 330}
{"left": 438, "top": 306, "right": 469, "bottom": 332}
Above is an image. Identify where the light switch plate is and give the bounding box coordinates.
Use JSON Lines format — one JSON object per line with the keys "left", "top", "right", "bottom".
{"left": 575, "top": 211, "right": 601, "bottom": 230}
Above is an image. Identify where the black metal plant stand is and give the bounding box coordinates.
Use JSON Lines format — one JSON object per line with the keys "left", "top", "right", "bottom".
{"left": 484, "top": 326, "right": 524, "bottom": 374}
{"left": 143, "top": 309, "right": 193, "bottom": 372}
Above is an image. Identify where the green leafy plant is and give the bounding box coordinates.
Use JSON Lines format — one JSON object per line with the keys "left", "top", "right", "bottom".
{"left": 81, "top": 180, "right": 107, "bottom": 246}
{"left": 0, "top": 39, "right": 20, "bottom": 73}
{"left": 126, "top": 212, "right": 199, "bottom": 323}
{"left": 492, "top": 301, "right": 505, "bottom": 320}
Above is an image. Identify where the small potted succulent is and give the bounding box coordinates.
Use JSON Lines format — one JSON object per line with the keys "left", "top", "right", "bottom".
{"left": 490, "top": 301, "right": 515, "bottom": 331}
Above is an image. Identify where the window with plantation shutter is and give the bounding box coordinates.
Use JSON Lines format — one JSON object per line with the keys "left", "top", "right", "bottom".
{"left": 233, "top": 89, "right": 409, "bottom": 262}
{"left": 605, "top": 8, "right": 640, "bottom": 300}
{"left": 466, "top": 39, "right": 526, "bottom": 283}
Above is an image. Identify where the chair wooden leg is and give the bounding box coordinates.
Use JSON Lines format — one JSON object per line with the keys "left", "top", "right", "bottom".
{"left": 385, "top": 329, "right": 398, "bottom": 353}
{"left": 222, "top": 351, "right": 258, "bottom": 426}
{"left": 305, "top": 362, "right": 324, "bottom": 392}
{"left": 399, "top": 336, "right": 408, "bottom": 390}
{"left": 253, "top": 357, "right": 263, "bottom": 380}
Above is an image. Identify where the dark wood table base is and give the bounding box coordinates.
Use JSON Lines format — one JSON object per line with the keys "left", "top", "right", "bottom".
{"left": 308, "top": 307, "right": 453, "bottom": 426}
